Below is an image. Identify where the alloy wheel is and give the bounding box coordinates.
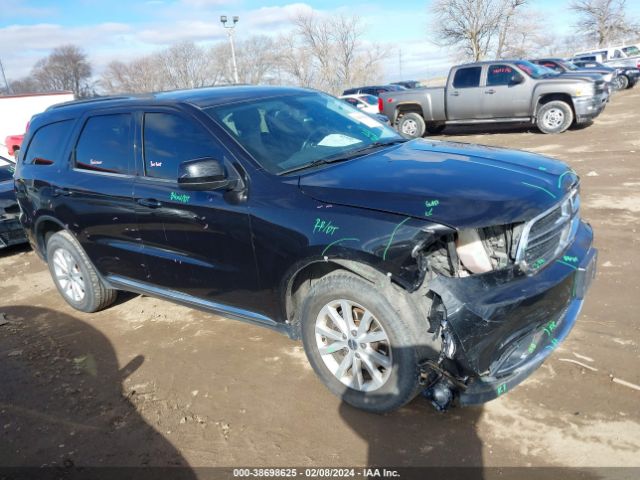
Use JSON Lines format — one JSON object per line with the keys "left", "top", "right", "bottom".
{"left": 315, "top": 299, "right": 392, "bottom": 392}
{"left": 52, "top": 248, "right": 86, "bottom": 303}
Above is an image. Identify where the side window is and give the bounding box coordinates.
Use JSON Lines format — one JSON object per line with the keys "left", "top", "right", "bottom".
{"left": 75, "top": 114, "right": 132, "bottom": 174}
{"left": 613, "top": 50, "right": 623, "bottom": 59}
{"left": 452, "top": 67, "right": 482, "bottom": 88}
{"left": 343, "top": 98, "right": 359, "bottom": 107}
{"left": 487, "top": 64, "right": 515, "bottom": 86}
{"left": 143, "top": 112, "right": 225, "bottom": 180}
{"left": 23, "top": 120, "right": 74, "bottom": 165}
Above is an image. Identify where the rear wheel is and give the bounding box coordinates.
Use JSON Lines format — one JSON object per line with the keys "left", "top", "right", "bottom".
{"left": 536, "top": 100, "right": 574, "bottom": 134}
{"left": 300, "top": 272, "right": 426, "bottom": 413}
{"left": 46, "top": 230, "right": 117, "bottom": 312}
{"left": 396, "top": 112, "right": 426, "bottom": 139}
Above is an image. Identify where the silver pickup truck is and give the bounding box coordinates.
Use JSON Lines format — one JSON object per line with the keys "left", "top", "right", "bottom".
{"left": 379, "top": 60, "right": 608, "bottom": 138}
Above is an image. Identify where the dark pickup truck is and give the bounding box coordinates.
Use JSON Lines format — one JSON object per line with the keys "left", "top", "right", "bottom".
{"left": 379, "top": 60, "right": 607, "bottom": 138}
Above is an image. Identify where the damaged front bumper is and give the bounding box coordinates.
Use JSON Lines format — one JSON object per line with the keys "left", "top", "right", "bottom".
{"left": 573, "top": 94, "right": 607, "bottom": 123}
{"left": 426, "top": 220, "right": 596, "bottom": 406}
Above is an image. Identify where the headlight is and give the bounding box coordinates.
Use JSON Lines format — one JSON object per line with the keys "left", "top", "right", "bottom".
{"left": 456, "top": 229, "right": 493, "bottom": 274}
{"left": 574, "top": 86, "right": 595, "bottom": 97}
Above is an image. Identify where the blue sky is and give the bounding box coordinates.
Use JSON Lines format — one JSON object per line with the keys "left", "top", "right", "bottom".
{"left": 1, "top": 0, "right": 639, "bottom": 84}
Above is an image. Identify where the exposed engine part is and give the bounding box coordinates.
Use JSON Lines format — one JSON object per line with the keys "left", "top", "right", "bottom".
{"left": 423, "top": 381, "right": 454, "bottom": 411}
{"left": 456, "top": 229, "right": 493, "bottom": 274}
{"left": 442, "top": 325, "right": 456, "bottom": 360}
{"left": 480, "top": 223, "right": 524, "bottom": 269}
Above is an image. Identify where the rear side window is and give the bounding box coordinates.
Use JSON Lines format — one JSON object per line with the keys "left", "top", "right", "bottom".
{"left": 452, "top": 67, "right": 482, "bottom": 88}
{"left": 143, "top": 112, "right": 225, "bottom": 180}
{"left": 75, "top": 114, "right": 132, "bottom": 175}
{"left": 487, "top": 64, "right": 515, "bottom": 86}
{"left": 23, "top": 120, "right": 74, "bottom": 165}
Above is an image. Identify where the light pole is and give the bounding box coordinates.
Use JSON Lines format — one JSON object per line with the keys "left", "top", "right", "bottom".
{"left": 220, "top": 15, "right": 239, "bottom": 84}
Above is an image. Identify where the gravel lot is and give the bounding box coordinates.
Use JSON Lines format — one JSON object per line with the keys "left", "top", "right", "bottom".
{"left": 1, "top": 87, "right": 639, "bottom": 473}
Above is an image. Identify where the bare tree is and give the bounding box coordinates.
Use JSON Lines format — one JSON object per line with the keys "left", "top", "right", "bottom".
{"left": 158, "top": 41, "right": 216, "bottom": 89}
{"left": 100, "top": 56, "right": 168, "bottom": 94}
{"left": 289, "top": 12, "right": 386, "bottom": 94}
{"left": 31, "top": 45, "right": 93, "bottom": 97}
{"left": 8, "top": 77, "right": 43, "bottom": 94}
{"left": 495, "top": 0, "right": 527, "bottom": 58}
{"left": 430, "top": 0, "right": 504, "bottom": 61}
{"left": 571, "top": 0, "right": 638, "bottom": 46}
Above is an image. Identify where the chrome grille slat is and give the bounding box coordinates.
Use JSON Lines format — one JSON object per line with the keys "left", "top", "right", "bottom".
{"left": 515, "top": 189, "right": 580, "bottom": 270}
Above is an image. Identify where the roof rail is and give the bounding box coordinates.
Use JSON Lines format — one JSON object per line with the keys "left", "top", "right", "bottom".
{"left": 48, "top": 95, "right": 133, "bottom": 110}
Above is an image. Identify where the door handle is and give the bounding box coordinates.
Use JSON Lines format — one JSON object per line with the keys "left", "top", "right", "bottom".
{"left": 484, "top": 89, "right": 496, "bottom": 94}
{"left": 53, "top": 187, "right": 72, "bottom": 197}
{"left": 450, "top": 91, "right": 460, "bottom": 97}
{"left": 137, "top": 198, "right": 163, "bottom": 208}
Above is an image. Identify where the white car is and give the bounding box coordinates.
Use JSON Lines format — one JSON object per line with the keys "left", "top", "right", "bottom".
{"left": 339, "top": 94, "right": 380, "bottom": 114}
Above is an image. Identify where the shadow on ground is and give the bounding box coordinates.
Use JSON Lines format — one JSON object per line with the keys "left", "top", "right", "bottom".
{"left": 0, "top": 305, "right": 194, "bottom": 474}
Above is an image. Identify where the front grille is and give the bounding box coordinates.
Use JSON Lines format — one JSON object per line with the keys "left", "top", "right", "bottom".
{"left": 517, "top": 189, "right": 580, "bottom": 270}
{"left": 595, "top": 81, "right": 605, "bottom": 95}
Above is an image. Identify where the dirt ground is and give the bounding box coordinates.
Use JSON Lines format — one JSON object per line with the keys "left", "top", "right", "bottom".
{"left": 1, "top": 88, "right": 639, "bottom": 474}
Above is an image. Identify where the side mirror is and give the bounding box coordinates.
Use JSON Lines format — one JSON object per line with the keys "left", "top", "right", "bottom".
{"left": 510, "top": 73, "right": 525, "bottom": 85}
{"left": 177, "top": 157, "right": 232, "bottom": 191}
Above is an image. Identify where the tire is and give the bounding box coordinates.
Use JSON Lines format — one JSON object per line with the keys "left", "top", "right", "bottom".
{"left": 536, "top": 100, "right": 574, "bottom": 134}
{"left": 426, "top": 124, "right": 446, "bottom": 135}
{"left": 46, "top": 230, "right": 117, "bottom": 313}
{"left": 300, "top": 271, "right": 427, "bottom": 413}
{"left": 613, "top": 75, "right": 629, "bottom": 91}
{"left": 396, "top": 112, "right": 426, "bottom": 139}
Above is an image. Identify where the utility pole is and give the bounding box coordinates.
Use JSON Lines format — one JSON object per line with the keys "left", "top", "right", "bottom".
{"left": 0, "top": 58, "right": 11, "bottom": 94}
{"left": 220, "top": 15, "right": 240, "bottom": 84}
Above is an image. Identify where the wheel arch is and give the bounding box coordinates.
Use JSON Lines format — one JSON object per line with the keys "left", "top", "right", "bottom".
{"left": 33, "top": 215, "right": 66, "bottom": 260}
{"left": 283, "top": 257, "right": 429, "bottom": 340}
{"left": 534, "top": 93, "right": 575, "bottom": 119}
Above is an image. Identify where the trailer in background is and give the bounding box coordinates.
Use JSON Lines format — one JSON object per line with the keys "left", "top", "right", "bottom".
{"left": 0, "top": 91, "right": 74, "bottom": 158}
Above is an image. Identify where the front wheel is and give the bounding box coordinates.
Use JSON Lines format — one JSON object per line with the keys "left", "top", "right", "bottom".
{"left": 613, "top": 75, "right": 629, "bottom": 91}
{"left": 536, "top": 101, "right": 574, "bottom": 134}
{"left": 300, "top": 272, "right": 425, "bottom": 413}
{"left": 396, "top": 112, "right": 426, "bottom": 139}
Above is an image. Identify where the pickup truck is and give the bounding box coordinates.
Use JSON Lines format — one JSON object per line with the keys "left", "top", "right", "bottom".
{"left": 379, "top": 60, "right": 608, "bottom": 138}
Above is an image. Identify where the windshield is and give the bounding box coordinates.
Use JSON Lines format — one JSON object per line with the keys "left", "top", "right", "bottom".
{"left": 205, "top": 92, "right": 402, "bottom": 175}
{"left": 515, "top": 60, "right": 555, "bottom": 79}
{"left": 360, "top": 94, "right": 378, "bottom": 106}
{"left": 622, "top": 46, "right": 640, "bottom": 56}
{"left": 560, "top": 60, "right": 579, "bottom": 71}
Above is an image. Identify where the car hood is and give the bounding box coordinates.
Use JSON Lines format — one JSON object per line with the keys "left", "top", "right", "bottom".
{"left": 298, "top": 139, "right": 578, "bottom": 229}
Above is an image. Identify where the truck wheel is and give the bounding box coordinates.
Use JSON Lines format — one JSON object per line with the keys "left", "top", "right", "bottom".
{"left": 300, "top": 271, "right": 423, "bottom": 413}
{"left": 536, "top": 101, "right": 574, "bottom": 134}
{"left": 46, "top": 230, "right": 117, "bottom": 313}
{"left": 426, "top": 124, "right": 446, "bottom": 135}
{"left": 396, "top": 113, "right": 426, "bottom": 139}
{"left": 614, "top": 75, "right": 629, "bottom": 90}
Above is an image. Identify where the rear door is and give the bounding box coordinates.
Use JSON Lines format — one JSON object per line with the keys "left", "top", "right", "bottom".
{"left": 133, "top": 109, "right": 258, "bottom": 308}
{"left": 446, "top": 66, "right": 483, "bottom": 120}
{"left": 481, "top": 63, "right": 533, "bottom": 118}
{"left": 54, "top": 111, "right": 146, "bottom": 280}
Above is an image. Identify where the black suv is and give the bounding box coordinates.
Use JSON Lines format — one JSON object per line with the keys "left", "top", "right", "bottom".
{"left": 15, "top": 86, "right": 597, "bottom": 412}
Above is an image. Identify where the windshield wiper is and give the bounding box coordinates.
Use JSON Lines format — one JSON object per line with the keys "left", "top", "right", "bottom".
{"left": 279, "top": 139, "right": 406, "bottom": 175}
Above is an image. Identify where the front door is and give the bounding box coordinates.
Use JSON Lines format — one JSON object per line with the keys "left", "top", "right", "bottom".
{"left": 481, "top": 64, "right": 533, "bottom": 118}
{"left": 133, "top": 110, "right": 258, "bottom": 308}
